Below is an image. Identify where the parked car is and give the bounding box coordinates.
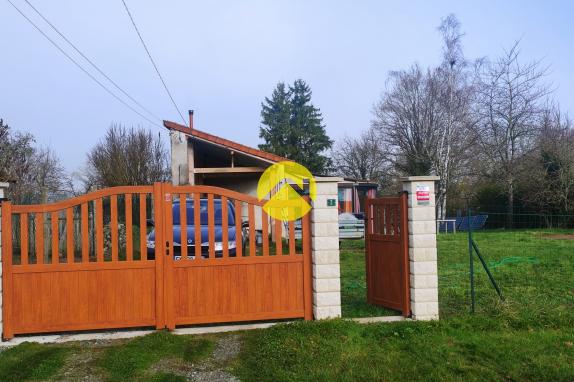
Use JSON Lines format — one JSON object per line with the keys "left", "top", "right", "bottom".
{"left": 338, "top": 212, "right": 365, "bottom": 239}
{"left": 147, "top": 198, "right": 242, "bottom": 259}
{"left": 293, "top": 212, "right": 365, "bottom": 240}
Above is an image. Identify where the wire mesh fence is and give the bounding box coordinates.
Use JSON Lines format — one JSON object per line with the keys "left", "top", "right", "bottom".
{"left": 437, "top": 206, "right": 574, "bottom": 319}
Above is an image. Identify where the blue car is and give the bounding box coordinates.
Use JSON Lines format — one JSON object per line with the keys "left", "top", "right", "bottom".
{"left": 147, "top": 198, "right": 242, "bottom": 259}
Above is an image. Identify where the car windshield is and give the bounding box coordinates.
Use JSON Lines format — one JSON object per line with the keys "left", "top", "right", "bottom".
{"left": 172, "top": 199, "right": 235, "bottom": 226}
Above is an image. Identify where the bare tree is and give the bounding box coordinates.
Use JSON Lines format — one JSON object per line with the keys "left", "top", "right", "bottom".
{"left": 1, "top": 119, "right": 69, "bottom": 204}
{"left": 331, "top": 126, "right": 390, "bottom": 184}
{"left": 85, "top": 124, "right": 170, "bottom": 188}
{"left": 472, "top": 41, "right": 551, "bottom": 227}
{"left": 433, "top": 14, "right": 475, "bottom": 219}
{"left": 372, "top": 64, "right": 442, "bottom": 176}
{"left": 520, "top": 105, "right": 574, "bottom": 215}
{"left": 372, "top": 15, "right": 474, "bottom": 219}
{"left": 34, "top": 146, "right": 69, "bottom": 203}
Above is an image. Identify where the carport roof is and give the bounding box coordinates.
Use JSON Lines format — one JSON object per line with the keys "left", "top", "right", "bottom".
{"left": 163, "top": 120, "right": 288, "bottom": 163}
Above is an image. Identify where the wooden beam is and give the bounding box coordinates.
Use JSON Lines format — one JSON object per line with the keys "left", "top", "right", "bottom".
{"left": 193, "top": 167, "right": 266, "bottom": 174}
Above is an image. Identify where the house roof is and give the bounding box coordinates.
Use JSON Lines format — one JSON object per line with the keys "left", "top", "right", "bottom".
{"left": 163, "top": 120, "right": 288, "bottom": 163}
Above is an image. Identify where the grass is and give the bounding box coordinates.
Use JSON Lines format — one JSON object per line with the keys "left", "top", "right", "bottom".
{"left": 99, "top": 331, "right": 213, "bottom": 381}
{"left": 2, "top": 229, "right": 574, "bottom": 381}
{"left": 234, "top": 229, "right": 574, "bottom": 381}
{"left": 339, "top": 239, "right": 399, "bottom": 317}
{"left": 0, "top": 342, "right": 70, "bottom": 381}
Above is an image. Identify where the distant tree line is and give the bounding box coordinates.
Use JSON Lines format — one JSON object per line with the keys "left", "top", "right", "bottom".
{"left": 0, "top": 120, "right": 169, "bottom": 203}
{"left": 0, "top": 118, "right": 68, "bottom": 204}
{"left": 331, "top": 14, "right": 573, "bottom": 225}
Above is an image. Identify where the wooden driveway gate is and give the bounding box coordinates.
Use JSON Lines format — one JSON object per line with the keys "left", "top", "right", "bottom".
{"left": 365, "top": 193, "right": 410, "bottom": 316}
{"left": 1, "top": 184, "right": 312, "bottom": 339}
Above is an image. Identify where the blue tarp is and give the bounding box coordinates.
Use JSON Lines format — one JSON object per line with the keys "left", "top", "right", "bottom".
{"left": 439, "top": 215, "right": 489, "bottom": 232}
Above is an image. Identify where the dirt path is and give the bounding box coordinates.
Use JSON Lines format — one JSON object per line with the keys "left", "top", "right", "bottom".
{"left": 149, "top": 333, "right": 242, "bottom": 382}
{"left": 47, "top": 334, "right": 243, "bottom": 381}
{"left": 51, "top": 340, "right": 114, "bottom": 381}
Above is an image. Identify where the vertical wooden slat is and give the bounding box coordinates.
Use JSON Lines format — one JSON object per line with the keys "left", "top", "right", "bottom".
{"left": 248, "top": 204, "right": 255, "bottom": 257}
{"left": 2, "top": 201, "right": 14, "bottom": 339}
{"left": 160, "top": 183, "right": 176, "bottom": 330}
{"left": 35, "top": 213, "right": 45, "bottom": 264}
{"left": 275, "top": 217, "right": 282, "bottom": 256}
{"left": 207, "top": 194, "right": 215, "bottom": 259}
{"left": 163, "top": 185, "right": 175, "bottom": 329}
{"left": 20, "top": 213, "right": 28, "bottom": 265}
{"left": 194, "top": 193, "right": 201, "bottom": 259}
{"left": 125, "top": 194, "right": 133, "bottom": 261}
{"left": 234, "top": 200, "right": 242, "bottom": 258}
{"left": 152, "top": 182, "right": 165, "bottom": 329}
{"left": 96, "top": 198, "right": 104, "bottom": 262}
{"left": 261, "top": 209, "right": 269, "bottom": 256}
{"left": 221, "top": 196, "right": 229, "bottom": 258}
{"left": 365, "top": 200, "right": 372, "bottom": 304}
{"left": 302, "top": 205, "right": 312, "bottom": 320}
{"left": 139, "top": 194, "right": 147, "bottom": 260}
{"left": 81, "top": 203, "right": 89, "bottom": 263}
{"left": 51, "top": 211, "right": 59, "bottom": 264}
{"left": 110, "top": 195, "right": 118, "bottom": 261}
{"left": 288, "top": 220, "right": 295, "bottom": 256}
{"left": 395, "top": 204, "right": 401, "bottom": 237}
{"left": 66, "top": 208, "right": 74, "bottom": 264}
{"left": 179, "top": 193, "right": 188, "bottom": 259}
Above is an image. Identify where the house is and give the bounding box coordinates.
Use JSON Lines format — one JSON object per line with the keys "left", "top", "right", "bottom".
{"left": 164, "top": 111, "right": 377, "bottom": 216}
{"left": 338, "top": 179, "right": 378, "bottom": 216}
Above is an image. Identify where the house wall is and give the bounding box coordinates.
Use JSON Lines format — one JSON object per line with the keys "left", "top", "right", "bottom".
{"left": 170, "top": 131, "right": 190, "bottom": 186}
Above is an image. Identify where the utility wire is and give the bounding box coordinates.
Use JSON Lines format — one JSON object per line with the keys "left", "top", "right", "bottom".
{"left": 120, "top": 0, "right": 187, "bottom": 126}
{"left": 6, "top": 0, "right": 163, "bottom": 128}
{"left": 21, "top": 0, "right": 163, "bottom": 123}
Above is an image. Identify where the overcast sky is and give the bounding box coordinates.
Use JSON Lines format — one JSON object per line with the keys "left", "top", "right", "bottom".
{"left": 2, "top": 0, "right": 573, "bottom": 171}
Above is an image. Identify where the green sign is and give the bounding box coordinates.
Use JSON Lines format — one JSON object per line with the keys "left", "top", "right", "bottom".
{"left": 327, "top": 198, "right": 336, "bottom": 207}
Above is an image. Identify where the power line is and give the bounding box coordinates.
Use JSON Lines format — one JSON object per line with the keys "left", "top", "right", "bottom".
{"left": 21, "top": 0, "right": 163, "bottom": 123}
{"left": 5, "top": 0, "right": 163, "bottom": 129}
{"left": 120, "top": 0, "right": 188, "bottom": 126}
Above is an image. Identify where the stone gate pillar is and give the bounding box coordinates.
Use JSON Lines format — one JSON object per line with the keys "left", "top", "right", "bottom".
{"left": 311, "top": 177, "right": 342, "bottom": 319}
{"left": 401, "top": 176, "right": 440, "bottom": 320}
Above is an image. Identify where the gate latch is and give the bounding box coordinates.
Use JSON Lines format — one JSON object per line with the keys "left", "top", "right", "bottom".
{"left": 166, "top": 241, "right": 170, "bottom": 256}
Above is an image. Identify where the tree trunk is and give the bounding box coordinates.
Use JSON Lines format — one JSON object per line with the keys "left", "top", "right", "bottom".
{"left": 507, "top": 180, "right": 514, "bottom": 229}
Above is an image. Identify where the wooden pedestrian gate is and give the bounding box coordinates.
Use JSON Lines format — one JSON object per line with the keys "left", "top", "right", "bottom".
{"left": 1, "top": 183, "right": 312, "bottom": 339}
{"left": 365, "top": 193, "right": 410, "bottom": 316}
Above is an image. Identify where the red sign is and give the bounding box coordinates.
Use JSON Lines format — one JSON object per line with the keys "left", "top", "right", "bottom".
{"left": 416, "top": 185, "right": 430, "bottom": 205}
{"left": 416, "top": 191, "right": 430, "bottom": 201}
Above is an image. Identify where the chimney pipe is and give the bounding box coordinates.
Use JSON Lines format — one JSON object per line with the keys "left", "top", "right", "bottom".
{"left": 188, "top": 110, "right": 194, "bottom": 130}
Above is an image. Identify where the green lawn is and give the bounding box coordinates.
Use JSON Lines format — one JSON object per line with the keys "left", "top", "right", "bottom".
{"left": 234, "top": 230, "right": 574, "bottom": 381}
{"left": 339, "top": 239, "right": 399, "bottom": 317}
{"left": 2, "top": 230, "right": 574, "bottom": 381}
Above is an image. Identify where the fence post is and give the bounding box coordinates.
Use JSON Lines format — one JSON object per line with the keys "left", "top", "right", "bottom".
{"left": 401, "top": 176, "right": 440, "bottom": 321}
{"left": 311, "top": 177, "right": 342, "bottom": 319}
{"left": 0, "top": 182, "right": 9, "bottom": 339}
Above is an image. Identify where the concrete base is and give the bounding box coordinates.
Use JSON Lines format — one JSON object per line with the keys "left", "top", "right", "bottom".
{"left": 0, "top": 316, "right": 407, "bottom": 347}
{"left": 0, "top": 322, "right": 283, "bottom": 348}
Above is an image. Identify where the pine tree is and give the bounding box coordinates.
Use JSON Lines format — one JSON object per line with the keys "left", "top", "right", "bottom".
{"left": 259, "top": 82, "right": 291, "bottom": 157}
{"left": 259, "top": 79, "right": 333, "bottom": 174}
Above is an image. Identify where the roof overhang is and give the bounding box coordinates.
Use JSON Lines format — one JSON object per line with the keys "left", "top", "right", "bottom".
{"left": 164, "top": 120, "right": 288, "bottom": 164}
